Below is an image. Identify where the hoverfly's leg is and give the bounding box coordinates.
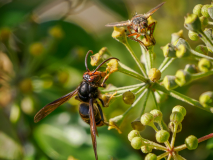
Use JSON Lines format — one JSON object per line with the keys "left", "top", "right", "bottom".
{"left": 127, "top": 25, "right": 133, "bottom": 34}
{"left": 98, "top": 98, "right": 105, "bottom": 107}
{"left": 127, "top": 32, "right": 139, "bottom": 37}
{"left": 148, "top": 22, "right": 156, "bottom": 36}
{"left": 128, "top": 36, "right": 147, "bottom": 49}
{"left": 101, "top": 73, "right": 110, "bottom": 87}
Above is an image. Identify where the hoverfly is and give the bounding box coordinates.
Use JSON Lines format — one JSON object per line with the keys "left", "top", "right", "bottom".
{"left": 34, "top": 50, "right": 119, "bottom": 160}
{"left": 106, "top": 2, "right": 165, "bottom": 46}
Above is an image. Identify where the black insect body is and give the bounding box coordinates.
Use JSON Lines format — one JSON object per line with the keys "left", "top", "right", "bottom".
{"left": 34, "top": 50, "right": 119, "bottom": 160}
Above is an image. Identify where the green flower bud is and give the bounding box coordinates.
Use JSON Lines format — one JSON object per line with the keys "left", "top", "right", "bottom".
{"left": 185, "top": 135, "right": 198, "bottom": 150}
{"left": 161, "top": 43, "right": 177, "bottom": 57}
{"left": 176, "top": 44, "right": 191, "bottom": 58}
{"left": 156, "top": 130, "right": 170, "bottom": 143}
{"left": 172, "top": 105, "right": 186, "bottom": 117}
{"left": 188, "top": 30, "right": 199, "bottom": 41}
{"left": 193, "top": 4, "right": 203, "bottom": 17}
{"left": 199, "top": 91, "right": 213, "bottom": 108}
{"left": 123, "top": 91, "right": 135, "bottom": 105}
{"left": 112, "top": 27, "right": 127, "bottom": 44}
{"left": 195, "top": 45, "right": 208, "bottom": 55}
{"left": 171, "top": 30, "right": 183, "bottom": 44}
{"left": 48, "top": 26, "right": 64, "bottom": 39}
{"left": 208, "top": 6, "right": 213, "bottom": 19}
{"left": 184, "top": 14, "right": 202, "bottom": 33}
{"left": 198, "top": 58, "right": 212, "bottom": 72}
{"left": 170, "top": 111, "right": 184, "bottom": 124}
{"left": 201, "top": 5, "right": 211, "bottom": 18}
{"left": 168, "top": 122, "right": 182, "bottom": 133}
{"left": 148, "top": 68, "right": 161, "bottom": 82}
{"left": 175, "top": 38, "right": 191, "bottom": 50}
{"left": 131, "top": 120, "right": 146, "bottom": 131}
{"left": 163, "top": 75, "right": 178, "bottom": 90}
{"left": 141, "top": 145, "right": 152, "bottom": 153}
{"left": 90, "top": 47, "right": 111, "bottom": 66}
{"left": 131, "top": 137, "right": 143, "bottom": 149}
{"left": 199, "top": 16, "right": 208, "bottom": 28}
{"left": 175, "top": 69, "right": 191, "bottom": 86}
{"left": 145, "top": 153, "right": 157, "bottom": 160}
{"left": 184, "top": 64, "right": 197, "bottom": 74}
{"left": 29, "top": 42, "right": 44, "bottom": 56}
{"left": 150, "top": 109, "right": 163, "bottom": 123}
{"left": 141, "top": 113, "right": 154, "bottom": 126}
{"left": 128, "top": 130, "right": 141, "bottom": 141}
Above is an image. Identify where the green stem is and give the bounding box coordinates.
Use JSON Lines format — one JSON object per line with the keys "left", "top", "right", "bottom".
{"left": 123, "top": 86, "right": 148, "bottom": 117}
{"left": 142, "top": 138, "right": 167, "bottom": 151}
{"left": 157, "top": 152, "right": 169, "bottom": 160}
{"left": 101, "top": 83, "right": 145, "bottom": 94}
{"left": 167, "top": 154, "right": 172, "bottom": 160}
{"left": 139, "top": 89, "right": 151, "bottom": 116}
{"left": 151, "top": 90, "right": 160, "bottom": 110}
{"left": 190, "top": 69, "right": 213, "bottom": 82}
{"left": 124, "top": 42, "right": 147, "bottom": 77}
{"left": 190, "top": 48, "right": 213, "bottom": 61}
{"left": 159, "top": 57, "right": 175, "bottom": 73}
{"left": 118, "top": 62, "right": 148, "bottom": 82}
{"left": 153, "top": 83, "right": 212, "bottom": 113}
{"left": 174, "top": 133, "right": 213, "bottom": 152}
{"left": 170, "top": 123, "right": 178, "bottom": 148}
{"left": 208, "top": 21, "right": 213, "bottom": 25}
{"left": 140, "top": 45, "right": 154, "bottom": 74}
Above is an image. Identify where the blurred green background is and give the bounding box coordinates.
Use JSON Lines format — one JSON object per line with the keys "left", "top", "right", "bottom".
{"left": 0, "top": 0, "right": 213, "bottom": 159}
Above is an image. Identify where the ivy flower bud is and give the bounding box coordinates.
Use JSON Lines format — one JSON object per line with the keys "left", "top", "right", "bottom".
{"left": 141, "top": 36, "right": 156, "bottom": 47}
{"left": 175, "top": 38, "right": 191, "bottom": 50}
{"left": 204, "top": 28, "right": 213, "bottom": 41}
{"left": 150, "top": 109, "right": 163, "bottom": 123}
{"left": 184, "top": 14, "right": 202, "bottom": 33}
{"left": 198, "top": 58, "right": 212, "bottom": 72}
{"left": 161, "top": 43, "right": 177, "bottom": 57}
{"left": 122, "top": 91, "right": 135, "bottom": 105}
{"left": 131, "top": 137, "right": 143, "bottom": 149}
{"left": 176, "top": 44, "right": 191, "bottom": 58}
{"left": 172, "top": 105, "right": 186, "bottom": 117}
{"left": 199, "top": 16, "right": 208, "bottom": 28}
{"left": 195, "top": 45, "right": 208, "bottom": 55}
{"left": 106, "top": 59, "right": 119, "bottom": 73}
{"left": 128, "top": 130, "right": 140, "bottom": 141}
{"left": 90, "top": 47, "right": 111, "bottom": 66}
{"left": 112, "top": 27, "right": 127, "bottom": 44}
{"left": 141, "top": 145, "right": 152, "bottom": 153}
{"left": 108, "top": 115, "right": 123, "bottom": 134}
{"left": 168, "top": 122, "right": 182, "bottom": 133}
{"left": 48, "top": 26, "right": 64, "bottom": 39}
{"left": 184, "top": 64, "right": 197, "bottom": 74}
{"left": 163, "top": 75, "right": 178, "bottom": 90}
{"left": 155, "top": 130, "right": 170, "bottom": 143}
{"left": 175, "top": 69, "right": 191, "bottom": 86}
{"left": 29, "top": 42, "right": 44, "bottom": 56}
{"left": 185, "top": 135, "right": 198, "bottom": 150}
{"left": 131, "top": 120, "right": 146, "bottom": 131}
{"left": 201, "top": 5, "right": 211, "bottom": 18}
{"left": 145, "top": 153, "right": 157, "bottom": 160}
{"left": 193, "top": 4, "right": 203, "bottom": 17}
{"left": 170, "top": 111, "right": 184, "bottom": 124}
{"left": 171, "top": 30, "right": 183, "bottom": 44}
{"left": 141, "top": 113, "right": 154, "bottom": 126}
{"left": 188, "top": 30, "right": 199, "bottom": 41}
{"left": 199, "top": 91, "right": 213, "bottom": 108}
{"left": 148, "top": 68, "right": 161, "bottom": 82}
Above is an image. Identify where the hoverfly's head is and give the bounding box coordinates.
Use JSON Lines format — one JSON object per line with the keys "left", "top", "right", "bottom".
{"left": 140, "top": 18, "right": 148, "bottom": 29}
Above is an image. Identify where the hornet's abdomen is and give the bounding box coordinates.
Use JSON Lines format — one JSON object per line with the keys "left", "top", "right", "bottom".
{"left": 79, "top": 103, "right": 104, "bottom": 126}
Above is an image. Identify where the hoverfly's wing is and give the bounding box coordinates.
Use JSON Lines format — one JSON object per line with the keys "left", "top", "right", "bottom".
{"left": 34, "top": 87, "right": 79, "bottom": 123}
{"left": 144, "top": 2, "right": 165, "bottom": 18}
{"left": 89, "top": 98, "right": 98, "bottom": 160}
{"left": 105, "top": 20, "right": 131, "bottom": 27}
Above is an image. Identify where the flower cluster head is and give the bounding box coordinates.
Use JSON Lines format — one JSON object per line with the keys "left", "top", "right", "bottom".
{"left": 127, "top": 106, "right": 204, "bottom": 159}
